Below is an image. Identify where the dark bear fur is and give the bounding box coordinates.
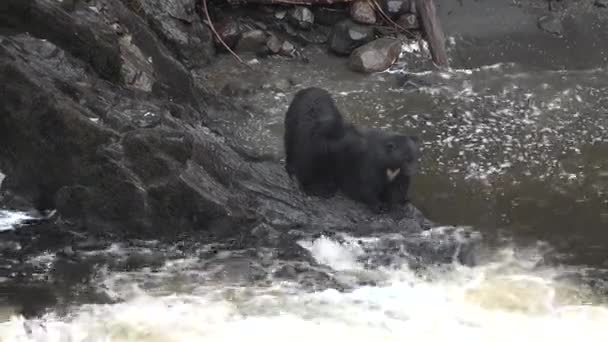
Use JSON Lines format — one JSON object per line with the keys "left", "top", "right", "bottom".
{"left": 284, "top": 87, "right": 347, "bottom": 197}
{"left": 334, "top": 126, "right": 419, "bottom": 213}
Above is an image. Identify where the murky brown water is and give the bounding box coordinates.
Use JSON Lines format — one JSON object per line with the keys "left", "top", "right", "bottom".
{"left": 203, "top": 45, "right": 608, "bottom": 267}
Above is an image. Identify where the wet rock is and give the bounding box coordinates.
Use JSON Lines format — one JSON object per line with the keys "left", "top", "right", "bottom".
{"left": 396, "top": 13, "right": 419, "bottom": 30}
{"left": 214, "top": 19, "right": 241, "bottom": 50}
{"left": 289, "top": 6, "right": 315, "bottom": 30}
{"left": 251, "top": 223, "right": 281, "bottom": 245}
{"left": 329, "top": 19, "right": 376, "bottom": 56}
{"left": 538, "top": 15, "right": 563, "bottom": 36}
{"left": 118, "top": 35, "right": 155, "bottom": 92}
{"left": 236, "top": 30, "right": 266, "bottom": 53}
{"left": 350, "top": 1, "right": 377, "bottom": 25}
{"left": 266, "top": 34, "right": 282, "bottom": 54}
{"left": 349, "top": 38, "right": 402, "bottom": 73}
{"left": 280, "top": 40, "right": 296, "bottom": 57}
{"left": 136, "top": 0, "right": 215, "bottom": 68}
{"left": 236, "top": 30, "right": 268, "bottom": 54}
{"left": 595, "top": 0, "right": 608, "bottom": 7}
{"left": 0, "top": 0, "right": 122, "bottom": 83}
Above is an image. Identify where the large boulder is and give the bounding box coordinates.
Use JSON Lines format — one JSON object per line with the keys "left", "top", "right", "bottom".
{"left": 349, "top": 38, "right": 402, "bottom": 72}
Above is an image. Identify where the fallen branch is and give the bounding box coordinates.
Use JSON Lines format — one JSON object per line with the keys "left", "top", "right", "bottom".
{"left": 415, "top": 0, "right": 449, "bottom": 68}
{"left": 201, "top": 0, "right": 251, "bottom": 68}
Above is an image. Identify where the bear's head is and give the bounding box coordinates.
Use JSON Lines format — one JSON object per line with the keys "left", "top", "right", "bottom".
{"left": 381, "top": 134, "right": 419, "bottom": 180}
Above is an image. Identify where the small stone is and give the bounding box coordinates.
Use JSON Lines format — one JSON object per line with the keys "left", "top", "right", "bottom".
{"left": 349, "top": 38, "right": 402, "bottom": 73}
{"left": 538, "top": 15, "right": 563, "bottom": 36}
{"left": 329, "top": 19, "right": 376, "bottom": 55}
{"left": 235, "top": 30, "right": 268, "bottom": 53}
{"left": 280, "top": 40, "right": 295, "bottom": 57}
{"left": 289, "top": 6, "right": 314, "bottom": 30}
{"left": 266, "top": 35, "right": 282, "bottom": 54}
{"left": 275, "top": 10, "right": 287, "bottom": 19}
{"left": 595, "top": 0, "right": 608, "bottom": 7}
{"left": 350, "top": 1, "right": 376, "bottom": 25}
{"left": 385, "top": 0, "right": 409, "bottom": 17}
{"left": 396, "top": 13, "right": 419, "bottom": 30}
{"left": 272, "top": 79, "right": 291, "bottom": 92}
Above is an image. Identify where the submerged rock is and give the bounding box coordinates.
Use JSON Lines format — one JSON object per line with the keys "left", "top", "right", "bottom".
{"left": 329, "top": 19, "right": 376, "bottom": 56}
{"left": 349, "top": 38, "right": 402, "bottom": 72}
{"left": 538, "top": 15, "right": 563, "bottom": 36}
{"left": 350, "top": 1, "right": 377, "bottom": 25}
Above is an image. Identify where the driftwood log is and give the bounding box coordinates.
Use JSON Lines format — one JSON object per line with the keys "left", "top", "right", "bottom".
{"left": 415, "top": 0, "right": 449, "bottom": 68}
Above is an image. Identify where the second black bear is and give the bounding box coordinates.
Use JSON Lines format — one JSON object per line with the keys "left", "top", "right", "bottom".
{"left": 284, "top": 87, "right": 346, "bottom": 197}
{"left": 334, "top": 126, "right": 419, "bottom": 213}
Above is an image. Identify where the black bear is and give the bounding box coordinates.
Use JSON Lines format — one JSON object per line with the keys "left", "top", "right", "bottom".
{"left": 283, "top": 87, "right": 420, "bottom": 212}
{"left": 334, "top": 126, "right": 419, "bottom": 213}
{"left": 283, "top": 87, "right": 347, "bottom": 197}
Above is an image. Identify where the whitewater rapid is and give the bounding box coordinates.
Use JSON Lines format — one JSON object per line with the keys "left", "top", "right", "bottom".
{"left": 1, "top": 229, "right": 608, "bottom": 342}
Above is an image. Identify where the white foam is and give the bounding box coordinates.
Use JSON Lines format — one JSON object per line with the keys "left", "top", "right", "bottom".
{"left": 297, "top": 235, "right": 365, "bottom": 271}
{"left": 0, "top": 210, "right": 35, "bottom": 232}
{"left": 1, "top": 234, "right": 607, "bottom": 341}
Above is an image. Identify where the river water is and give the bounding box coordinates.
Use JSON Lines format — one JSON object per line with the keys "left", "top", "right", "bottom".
{"left": 1, "top": 40, "right": 608, "bottom": 340}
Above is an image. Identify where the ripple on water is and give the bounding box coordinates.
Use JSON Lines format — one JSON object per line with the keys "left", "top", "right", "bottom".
{"left": 1, "top": 227, "right": 608, "bottom": 342}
